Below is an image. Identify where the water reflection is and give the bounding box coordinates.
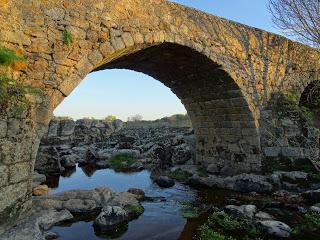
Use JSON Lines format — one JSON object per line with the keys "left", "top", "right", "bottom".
{"left": 48, "top": 165, "right": 197, "bottom": 240}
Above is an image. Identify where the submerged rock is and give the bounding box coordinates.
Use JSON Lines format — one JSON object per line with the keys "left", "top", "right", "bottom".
{"left": 153, "top": 176, "right": 175, "bottom": 188}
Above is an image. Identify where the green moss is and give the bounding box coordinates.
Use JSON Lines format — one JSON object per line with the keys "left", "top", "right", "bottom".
{"left": 165, "top": 169, "right": 192, "bottom": 182}
{"left": 109, "top": 153, "right": 137, "bottom": 172}
{"left": 130, "top": 205, "right": 144, "bottom": 218}
{"left": 179, "top": 201, "right": 202, "bottom": 219}
{"left": 0, "top": 75, "right": 43, "bottom": 116}
{"left": 130, "top": 204, "right": 144, "bottom": 217}
{"left": 62, "top": 30, "right": 73, "bottom": 46}
{"left": 0, "top": 47, "right": 25, "bottom": 66}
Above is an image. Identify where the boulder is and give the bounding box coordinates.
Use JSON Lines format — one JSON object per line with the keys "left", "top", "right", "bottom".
{"left": 93, "top": 206, "right": 129, "bottom": 231}
{"left": 153, "top": 176, "right": 175, "bottom": 188}
{"left": 33, "top": 171, "right": 46, "bottom": 183}
{"left": 301, "top": 189, "right": 320, "bottom": 203}
{"left": 95, "top": 160, "right": 110, "bottom": 169}
{"left": 310, "top": 205, "right": 320, "bottom": 213}
{"left": 257, "top": 220, "right": 292, "bottom": 238}
{"left": 35, "top": 146, "right": 63, "bottom": 174}
{"left": 224, "top": 204, "right": 257, "bottom": 219}
{"left": 255, "top": 211, "right": 274, "bottom": 220}
{"left": 127, "top": 188, "right": 145, "bottom": 198}
{"left": 232, "top": 174, "right": 273, "bottom": 193}
{"left": 171, "top": 144, "right": 191, "bottom": 165}
{"left": 60, "top": 155, "right": 77, "bottom": 168}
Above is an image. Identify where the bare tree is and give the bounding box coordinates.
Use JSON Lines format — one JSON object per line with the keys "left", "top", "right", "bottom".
{"left": 269, "top": 0, "right": 320, "bottom": 48}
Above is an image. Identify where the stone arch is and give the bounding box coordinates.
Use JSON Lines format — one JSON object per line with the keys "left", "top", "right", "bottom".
{"left": 1, "top": 0, "right": 319, "bottom": 233}
{"left": 50, "top": 42, "right": 261, "bottom": 175}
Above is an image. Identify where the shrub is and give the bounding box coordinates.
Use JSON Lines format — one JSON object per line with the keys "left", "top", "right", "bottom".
{"left": 62, "top": 30, "right": 73, "bottom": 45}
{"left": 293, "top": 211, "right": 320, "bottom": 235}
{"left": 0, "top": 47, "right": 25, "bottom": 66}
{"left": 196, "top": 208, "right": 262, "bottom": 240}
{"left": 109, "top": 153, "right": 137, "bottom": 171}
{"left": 105, "top": 115, "right": 117, "bottom": 121}
{"left": 198, "top": 225, "right": 226, "bottom": 240}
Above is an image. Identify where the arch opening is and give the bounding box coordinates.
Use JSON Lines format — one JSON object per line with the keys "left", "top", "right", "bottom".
{"left": 299, "top": 80, "right": 320, "bottom": 127}
{"left": 78, "top": 43, "right": 261, "bottom": 175}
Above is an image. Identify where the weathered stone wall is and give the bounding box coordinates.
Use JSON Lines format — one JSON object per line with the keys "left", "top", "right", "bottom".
{"left": 260, "top": 109, "right": 320, "bottom": 173}
{"left": 0, "top": 0, "right": 320, "bottom": 233}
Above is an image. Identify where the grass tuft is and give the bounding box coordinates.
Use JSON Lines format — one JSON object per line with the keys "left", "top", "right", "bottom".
{"left": 0, "top": 47, "right": 25, "bottom": 66}
{"left": 62, "top": 30, "right": 73, "bottom": 46}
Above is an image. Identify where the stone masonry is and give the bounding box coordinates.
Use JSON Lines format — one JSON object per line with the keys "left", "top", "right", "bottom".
{"left": 0, "top": 0, "right": 319, "bottom": 233}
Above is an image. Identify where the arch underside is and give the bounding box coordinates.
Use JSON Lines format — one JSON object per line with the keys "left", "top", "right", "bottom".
{"left": 95, "top": 43, "right": 261, "bottom": 174}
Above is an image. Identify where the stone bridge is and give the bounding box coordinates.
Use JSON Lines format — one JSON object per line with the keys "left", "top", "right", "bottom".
{"left": 0, "top": 0, "right": 319, "bottom": 233}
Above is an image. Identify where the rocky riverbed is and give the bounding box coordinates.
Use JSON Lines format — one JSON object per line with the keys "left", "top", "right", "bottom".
{"left": 2, "top": 118, "right": 320, "bottom": 240}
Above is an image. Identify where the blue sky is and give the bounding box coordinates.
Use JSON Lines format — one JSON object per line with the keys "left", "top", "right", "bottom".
{"left": 54, "top": 0, "right": 278, "bottom": 121}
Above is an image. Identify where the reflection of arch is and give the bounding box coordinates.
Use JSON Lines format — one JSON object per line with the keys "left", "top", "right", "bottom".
{"left": 54, "top": 43, "right": 261, "bottom": 174}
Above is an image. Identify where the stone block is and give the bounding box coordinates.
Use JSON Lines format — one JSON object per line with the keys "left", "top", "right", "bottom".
{"left": 264, "top": 147, "right": 281, "bottom": 157}
{"left": 9, "top": 162, "right": 31, "bottom": 184}
{"left": 0, "top": 165, "right": 8, "bottom": 187}
{"left": 0, "top": 181, "right": 28, "bottom": 213}
{"left": 281, "top": 147, "right": 302, "bottom": 158}
{"left": 0, "top": 121, "right": 7, "bottom": 138}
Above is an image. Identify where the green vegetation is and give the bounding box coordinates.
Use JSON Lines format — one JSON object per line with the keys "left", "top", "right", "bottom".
{"left": 0, "top": 46, "right": 43, "bottom": 116}
{"left": 0, "top": 47, "right": 25, "bottom": 66}
{"left": 179, "top": 201, "right": 203, "bottom": 219}
{"left": 198, "top": 225, "right": 227, "bottom": 240}
{"left": 62, "top": 30, "right": 73, "bottom": 46}
{"left": 293, "top": 211, "right": 320, "bottom": 235}
{"left": 164, "top": 169, "right": 192, "bottom": 182}
{"left": 270, "top": 91, "right": 315, "bottom": 121}
{"left": 109, "top": 153, "right": 137, "bottom": 172}
{"left": 196, "top": 208, "right": 262, "bottom": 240}
{"left": 0, "top": 74, "right": 43, "bottom": 116}
{"left": 105, "top": 115, "right": 117, "bottom": 121}
{"left": 197, "top": 166, "right": 209, "bottom": 177}
{"left": 130, "top": 204, "right": 144, "bottom": 217}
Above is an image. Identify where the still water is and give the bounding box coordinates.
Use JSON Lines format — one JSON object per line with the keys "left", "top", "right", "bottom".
{"left": 47, "top": 166, "right": 198, "bottom": 240}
